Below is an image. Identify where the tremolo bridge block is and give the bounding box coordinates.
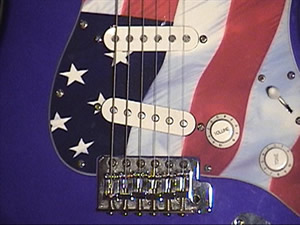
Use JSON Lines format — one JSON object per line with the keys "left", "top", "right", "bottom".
{"left": 97, "top": 156, "right": 213, "bottom": 215}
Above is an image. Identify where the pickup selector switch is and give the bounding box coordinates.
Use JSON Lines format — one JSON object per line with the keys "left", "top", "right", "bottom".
{"left": 206, "top": 114, "right": 240, "bottom": 149}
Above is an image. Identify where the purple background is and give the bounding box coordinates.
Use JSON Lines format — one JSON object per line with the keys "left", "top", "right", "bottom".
{"left": 0, "top": 0, "right": 299, "bottom": 224}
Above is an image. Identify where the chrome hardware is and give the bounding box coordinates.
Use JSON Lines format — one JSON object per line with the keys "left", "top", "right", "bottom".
{"left": 55, "top": 89, "right": 64, "bottom": 98}
{"left": 258, "top": 74, "right": 266, "bottom": 82}
{"left": 231, "top": 213, "right": 271, "bottom": 225}
{"left": 79, "top": 19, "right": 88, "bottom": 29}
{"left": 287, "top": 71, "right": 295, "bottom": 80}
{"left": 97, "top": 156, "right": 213, "bottom": 215}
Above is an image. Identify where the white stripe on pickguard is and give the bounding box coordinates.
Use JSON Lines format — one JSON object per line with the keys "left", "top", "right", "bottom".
{"left": 82, "top": 0, "right": 124, "bottom": 15}
{"left": 221, "top": 0, "right": 300, "bottom": 190}
{"left": 127, "top": 0, "right": 231, "bottom": 156}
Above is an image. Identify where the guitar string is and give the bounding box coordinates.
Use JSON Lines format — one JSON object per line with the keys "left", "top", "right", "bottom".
{"left": 152, "top": 0, "right": 158, "bottom": 175}
{"left": 137, "top": 0, "right": 145, "bottom": 184}
{"left": 181, "top": 0, "right": 186, "bottom": 207}
{"left": 109, "top": 0, "right": 119, "bottom": 198}
{"left": 166, "top": 0, "right": 171, "bottom": 178}
{"left": 123, "top": 0, "right": 132, "bottom": 199}
{"left": 181, "top": 1, "right": 186, "bottom": 148}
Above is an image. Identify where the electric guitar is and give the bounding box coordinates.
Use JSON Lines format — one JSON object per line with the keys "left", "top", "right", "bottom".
{"left": 1, "top": 0, "right": 300, "bottom": 224}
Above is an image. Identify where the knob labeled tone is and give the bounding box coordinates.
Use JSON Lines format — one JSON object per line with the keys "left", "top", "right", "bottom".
{"left": 206, "top": 114, "right": 240, "bottom": 148}
{"left": 259, "top": 143, "right": 294, "bottom": 178}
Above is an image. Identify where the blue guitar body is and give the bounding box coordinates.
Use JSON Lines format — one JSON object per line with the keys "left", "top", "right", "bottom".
{"left": 0, "top": 0, "right": 300, "bottom": 224}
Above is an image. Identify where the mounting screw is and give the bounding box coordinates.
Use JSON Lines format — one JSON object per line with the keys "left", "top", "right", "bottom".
{"left": 77, "top": 160, "right": 86, "bottom": 168}
{"left": 94, "top": 103, "right": 101, "bottom": 111}
{"left": 94, "top": 35, "right": 102, "bottom": 43}
{"left": 258, "top": 74, "right": 266, "bottom": 82}
{"left": 296, "top": 117, "right": 300, "bottom": 125}
{"left": 204, "top": 164, "right": 212, "bottom": 172}
{"left": 287, "top": 71, "right": 296, "bottom": 80}
{"left": 197, "top": 123, "right": 205, "bottom": 131}
{"left": 199, "top": 35, "right": 208, "bottom": 44}
{"left": 233, "top": 219, "right": 245, "bottom": 225}
{"left": 79, "top": 19, "right": 88, "bottom": 29}
{"left": 55, "top": 89, "right": 64, "bottom": 98}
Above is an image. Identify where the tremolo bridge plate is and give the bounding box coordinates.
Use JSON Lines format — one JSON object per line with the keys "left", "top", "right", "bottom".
{"left": 97, "top": 156, "right": 213, "bottom": 215}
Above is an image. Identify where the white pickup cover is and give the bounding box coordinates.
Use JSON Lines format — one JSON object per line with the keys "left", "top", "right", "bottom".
{"left": 101, "top": 98, "right": 196, "bottom": 136}
{"left": 103, "top": 26, "right": 199, "bottom": 52}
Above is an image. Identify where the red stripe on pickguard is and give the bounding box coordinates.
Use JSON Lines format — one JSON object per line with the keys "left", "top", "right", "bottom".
{"left": 270, "top": 139, "right": 300, "bottom": 215}
{"left": 121, "top": 0, "right": 179, "bottom": 22}
{"left": 182, "top": 0, "right": 285, "bottom": 175}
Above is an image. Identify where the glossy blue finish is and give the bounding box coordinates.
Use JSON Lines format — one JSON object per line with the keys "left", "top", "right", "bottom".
{"left": 0, "top": 0, "right": 299, "bottom": 224}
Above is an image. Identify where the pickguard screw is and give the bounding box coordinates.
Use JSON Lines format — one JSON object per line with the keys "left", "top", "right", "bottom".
{"left": 197, "top": 123, "right": 205, "bottom": 131}
{"left": 79, "top": 20, "right": 88, "bottom": 29}
{"left": 204, "top": 164, "right": 212, "bottom": 172}
{"left": 55, "top": 89, "right": 64, "bottom": 98}
{"left": 199, "top": 35, "right": 208, "bottom": 44}
{"left": 287, "top": 71, "right": 296, "bottom": 80}
{"left": 94, "top": 103, "right": 101, "bottom": 111}
{"left": 258, "top": 74, "right": 266, "bottom": 82}
{"left": 77, "top": 160, "right": 86, "bottom": 168}
{"left": 296, "top": 117, "right": 300, "bottom": 125}
{"left": 94, "top": 35, "right": 102, "bottom": 43}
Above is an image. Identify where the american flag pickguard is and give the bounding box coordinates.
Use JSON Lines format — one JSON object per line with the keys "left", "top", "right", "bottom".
{"left": 49, "top": 0, "right": 300, "bottom": 219}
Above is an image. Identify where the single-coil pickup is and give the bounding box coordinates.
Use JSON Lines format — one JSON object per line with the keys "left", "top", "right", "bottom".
{"left": 103, "top": 26, "right": 199, "bottom": 52}
{"left": 101, "top": 98, "right": 196, "bottom": 136}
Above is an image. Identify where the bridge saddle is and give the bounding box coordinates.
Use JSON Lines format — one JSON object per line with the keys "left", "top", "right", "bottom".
{"left": 97, "top": 156, "right": 213, "bottom": 216}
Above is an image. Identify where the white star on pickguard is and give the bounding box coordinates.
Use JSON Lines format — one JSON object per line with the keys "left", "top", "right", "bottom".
{"left": 69, "top": 138, "right": 94, "bottom": 158}
{"left": 105, "top": 52, "right": 131, "bottom": 66}
{"left": 50, "top": 112, "right": 71, "bottom": 132}
{"left": 88, "top": 93, "right": 106, "bottom": 114}
{"left": 59, "top": 63, "right": 88, "bottom": 86}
